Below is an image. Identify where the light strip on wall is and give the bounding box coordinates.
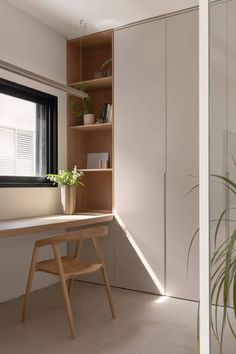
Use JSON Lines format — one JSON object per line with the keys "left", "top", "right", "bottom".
{"left": 114, "top": 211, "right": 165, "bottom": 295}
{"left": 0, "top": 59, "right": 88, "bottom": 99}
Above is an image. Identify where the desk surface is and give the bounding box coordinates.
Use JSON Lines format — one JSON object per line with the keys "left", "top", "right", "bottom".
{"left": 0, "top": 213, "right": 113, "bottom": 238}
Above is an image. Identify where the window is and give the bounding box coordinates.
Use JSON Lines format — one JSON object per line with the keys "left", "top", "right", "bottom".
{"left": 0, "top": 79, "right": 57, "bottom": 187}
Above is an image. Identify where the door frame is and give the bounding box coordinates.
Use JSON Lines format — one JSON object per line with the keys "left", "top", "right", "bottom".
{"left": 199, "top": 1, "right": 211, "bottom": 353}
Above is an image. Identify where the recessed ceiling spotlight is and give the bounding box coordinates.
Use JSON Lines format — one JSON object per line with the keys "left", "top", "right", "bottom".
{"left": 80, "top": 19, "right": 88, "bottom": 32}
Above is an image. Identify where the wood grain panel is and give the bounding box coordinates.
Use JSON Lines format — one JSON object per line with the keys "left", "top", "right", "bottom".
{"left": 0, "top": 214, "right": 113, "bottom": 238}
{"left": 67, "top": 30, "right": 113, "bottom": 212}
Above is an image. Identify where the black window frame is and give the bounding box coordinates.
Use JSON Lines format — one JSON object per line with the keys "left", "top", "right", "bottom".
{"left": 0, "top": 78, "right": 58, "bottom": 187}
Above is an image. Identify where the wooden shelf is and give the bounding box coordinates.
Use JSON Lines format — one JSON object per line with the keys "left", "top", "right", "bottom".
{"left": 77, "top": 210, "right": 112, "bottom": 215}
{"left": 70, "top": 76, "right": 112, "bottom": 91}
{"left": 78, "top": 168, "right": 112, "bottom": 172}
{"left": 70, "top": 123, "right": 112, "bottom": 132}
{"left": 67, "top": 30, "right": 113, "bottom": 212}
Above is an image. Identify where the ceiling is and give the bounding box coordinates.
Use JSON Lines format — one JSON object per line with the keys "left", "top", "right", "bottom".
{"left": 5, "top": 0, "right": 198, "bottom": 39}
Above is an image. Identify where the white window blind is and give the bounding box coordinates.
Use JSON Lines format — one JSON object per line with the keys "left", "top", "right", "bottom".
{"left": 0, "top": 127, "right": 14, "bottom": 175}
{"left": 0, "top": 127, "right": 34, "bottom": 176}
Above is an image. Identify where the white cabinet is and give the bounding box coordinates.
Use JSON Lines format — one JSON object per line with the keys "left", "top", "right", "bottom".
{"left": 114, "top": 20, "right": 166, "bottom": 294}
{"left": 114, "top": 11, "right": 199, "bottom": 299}
{"left": 166, "top": 11, "right": 199, "bottom": 300}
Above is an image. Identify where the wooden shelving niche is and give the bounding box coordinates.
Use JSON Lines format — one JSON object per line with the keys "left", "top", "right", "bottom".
{"left": 67, "top": 30, "right": 113, "bottom": 213}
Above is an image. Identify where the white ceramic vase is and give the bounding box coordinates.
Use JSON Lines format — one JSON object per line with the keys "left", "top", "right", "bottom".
{"left": 83, "top": 113, "right": 95, "bottom": 125}
{"left": 60, "top": 185, "right": 76, "bottom": 215}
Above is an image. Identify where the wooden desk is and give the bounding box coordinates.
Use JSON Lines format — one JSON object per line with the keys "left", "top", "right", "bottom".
{"left": 0, "top": 213, "right": 113, "bottom": 238}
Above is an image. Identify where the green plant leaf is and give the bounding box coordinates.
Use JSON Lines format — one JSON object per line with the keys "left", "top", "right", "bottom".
{"left": 212, "top": 174, "right": 236, "bottom": 190}
{"left": 187, "top": 228, "right": 199, "bottom": 277}
{"left": 227, "top": 312, "right": 236, "bottom": 339}
{"left": 188, "top": 173, "right": 236, "bottom": 349}
{"left": 214, "top": 208, "right": 230, "bottom": 249}
{"left": 220, "top": 230, "right": 236, "bottom": 350}
{"left": 183, "top": 183, "right": 199, "bottom": 198}
{"left": 46, "top": 166, "right": 84, "bottom": 187}
{"left": 234, "top": 273, "right": 236, "bottom": 319}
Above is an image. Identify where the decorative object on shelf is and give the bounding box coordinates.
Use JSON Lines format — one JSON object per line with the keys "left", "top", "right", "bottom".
{"left": 94, "top": 58, "right": 112, "bottom": 78}
{"left": 46, "top": 166, "right": 84, "bottom": 215}
{"left": 69, "top": 83, "right": 95, "bottom": 125}
{"left": 83, "top": 113, "right": 95, "bottom": 125}
{"left": 87, "top": 152, "right": 109, "bottom": 169}
{"left": 100, "top": 103, "right": 112, "bottom": 123}
{"left": 106, "top": 104, "right": 113, "bottom": 122}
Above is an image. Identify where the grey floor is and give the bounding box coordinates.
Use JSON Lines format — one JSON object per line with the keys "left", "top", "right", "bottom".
{"left": 0, "top": 282, "right": 234, "bottom": 354}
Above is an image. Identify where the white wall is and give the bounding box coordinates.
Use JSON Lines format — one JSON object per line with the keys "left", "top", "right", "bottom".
{"left": 0, "top": 0, "right": 67, "bottom": 302}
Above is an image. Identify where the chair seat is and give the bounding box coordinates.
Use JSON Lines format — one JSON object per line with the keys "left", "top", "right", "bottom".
{"left": 36, "top": 256, "right": 103, "bottom": 278}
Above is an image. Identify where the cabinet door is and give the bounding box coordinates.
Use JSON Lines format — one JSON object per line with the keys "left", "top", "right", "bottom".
{"left": 114, "top": 20, "right": 166, "bottom": 294}
{"left": 166, "top": 10, "right": 199, "bottom": 300}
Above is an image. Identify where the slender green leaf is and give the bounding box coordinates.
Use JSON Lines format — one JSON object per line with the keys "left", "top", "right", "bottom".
{"left": 227, "top": 312, "right": 236, "bottom": 339}
{"left": 212, "top": 174, "right": 236, "bottom": 190}
{"left": 234, "top": 273, "right": 236, "bottom": 318}
{"left": 214, "top": 208, "right": 231, "bottom": 249}
{"left": 183, "top": 184, "right": 199, "bottom": 198}
{"left": 187, "top": 228, "right": 199, "bottom": 277}
{"left": 188, "top": 173, "right": 236, "bottom": 349}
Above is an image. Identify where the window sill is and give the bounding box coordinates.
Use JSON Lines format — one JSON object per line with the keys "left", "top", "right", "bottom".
{"left": 0, "top": 177, "right": 57, "bottom": 188}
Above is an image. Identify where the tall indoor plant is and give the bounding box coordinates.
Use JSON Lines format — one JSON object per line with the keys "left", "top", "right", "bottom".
{"left": 188, "top": 174, "right": 236, "bottom": 353}
{"left": 47, "top": 166, "right": 84, "bottom": 215}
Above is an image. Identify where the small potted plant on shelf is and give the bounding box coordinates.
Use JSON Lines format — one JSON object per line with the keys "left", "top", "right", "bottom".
{"left": 69, "top": 83, "right": 95, "bottom": 125}
{"left": 47, "top": 166, "right": 84, "bottom": 215}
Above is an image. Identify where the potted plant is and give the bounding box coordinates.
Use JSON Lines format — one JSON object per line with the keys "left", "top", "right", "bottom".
{"left": 47, "top": 166, "right": 84, "bottom": 215}
{"left": 188, "top": 174, "right": 236, "bottom": 353}
{"left": 70, "top": 83, "right": 95, "bottom": 125}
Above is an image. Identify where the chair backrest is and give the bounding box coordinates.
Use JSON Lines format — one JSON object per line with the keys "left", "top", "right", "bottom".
{"left": 35, "top": 226, "right": 108, "bottom": 248}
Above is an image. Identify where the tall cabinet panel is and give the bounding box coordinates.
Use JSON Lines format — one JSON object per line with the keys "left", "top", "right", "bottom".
{"left": 114, "top": 20, "right": 166, "bottom": 294}
{"left": 166, "top": 10, "right": 199, "bottom": 300}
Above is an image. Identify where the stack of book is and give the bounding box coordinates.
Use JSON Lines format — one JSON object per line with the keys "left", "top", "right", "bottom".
{"left": 87, "top": 152, "right": 109, "bottom": 169}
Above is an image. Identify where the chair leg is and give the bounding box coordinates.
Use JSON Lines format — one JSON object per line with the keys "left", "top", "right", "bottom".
{"left": 101, "top": 267, "right": 116, "bottom": 319}
{"left": 21, "top": 245, "right": 40, "bottom": 323}
{"left": 53, "top": 244, "right": 76, "bottom": 339}
{"left": 92, "top": 237, "right": 115, "bottom": 319}
{"left": 59, "top": 277, "right": 76, "bottom": 338}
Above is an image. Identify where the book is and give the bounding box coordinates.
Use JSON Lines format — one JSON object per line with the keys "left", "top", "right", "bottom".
{"left": 87, "top": 152, "right": 109, "bottom": 169}
{"left": 106, "top": 104, "right": 113, "bottom": 122}
{"left": 100, "top": 103, "right": 113, "bottom": 123}
{"left": 100, "top": 103, "right": 109, "bottom": 123}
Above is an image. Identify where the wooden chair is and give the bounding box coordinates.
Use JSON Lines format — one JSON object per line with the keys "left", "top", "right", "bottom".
{"left": 21, "top": 226, "right": 115, "bottom": 338}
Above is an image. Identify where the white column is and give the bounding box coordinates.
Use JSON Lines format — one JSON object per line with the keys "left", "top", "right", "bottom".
{"left": 199, "top": 1, "right": 210, "bottom": 354}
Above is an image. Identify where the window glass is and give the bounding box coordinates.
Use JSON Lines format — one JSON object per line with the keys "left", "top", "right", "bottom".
{"left": 0, "top": 79, "right": 57, "bottom": 187}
